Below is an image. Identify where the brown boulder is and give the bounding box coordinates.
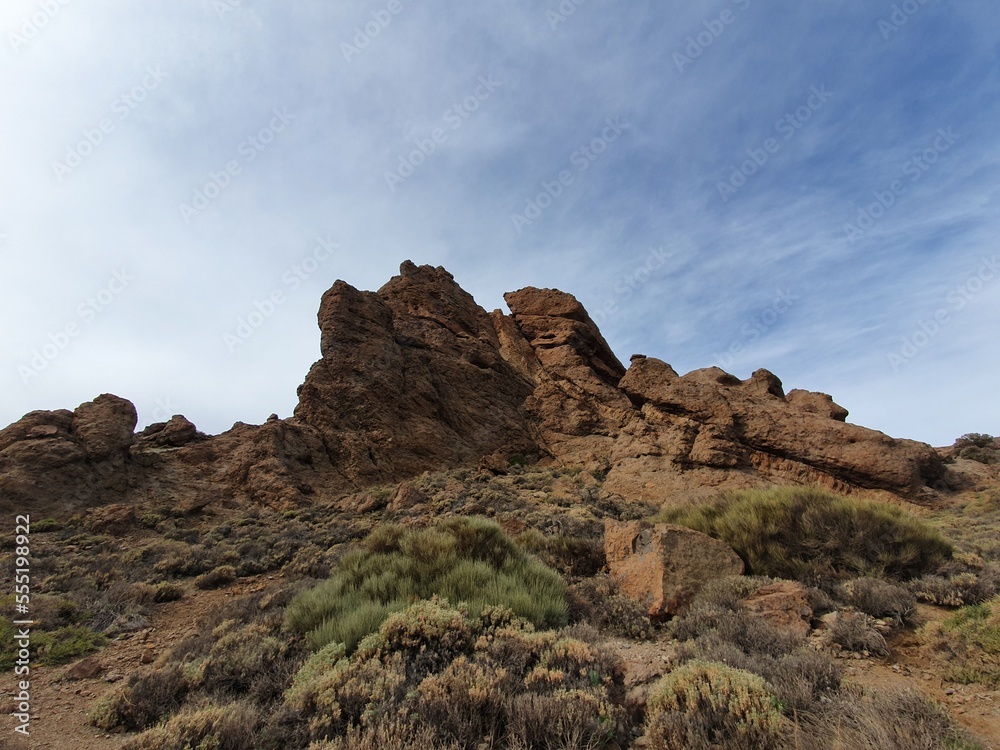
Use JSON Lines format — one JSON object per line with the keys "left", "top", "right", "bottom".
{"left": 137, "top": 415, "right": 204, "bottom": 447}
{"left": 72, "top": 394, "right": 136, "bottom": 459}
{"left": 83, "top": 503, "right": 137, "bottom": 533}
{"left": 0, "top": 394, "right": 136, "bottom": 515}
{"left": 64, "top": 656, "right": 104, "bottom": 681}
{"left": 387, "top": 482, "right": 427, "bottom": 512}
{"left": 742, "top": 580, "right": 813, "bottom": 638}
{"left": 605, "top": 519, "right": 744, "bottom": 619}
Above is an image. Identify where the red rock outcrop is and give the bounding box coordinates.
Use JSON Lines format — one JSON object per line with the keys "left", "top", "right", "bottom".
{"left": 293, "top": 261, "right": 537, "bottom": 489}
{"left": 0, "top": 262, "right": 951, "bottom": 515}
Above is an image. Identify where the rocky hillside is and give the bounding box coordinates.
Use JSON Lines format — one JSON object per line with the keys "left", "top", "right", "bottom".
{"left": 0, "top": 261, "right": 954, "bottom": 517}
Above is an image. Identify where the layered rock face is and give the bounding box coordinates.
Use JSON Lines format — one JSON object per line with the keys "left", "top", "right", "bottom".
{"left": 0, "top": 262, "right": 948, "bottom": 515}
{"left": 294, "top": 262, "right": 537, "bottom": 488}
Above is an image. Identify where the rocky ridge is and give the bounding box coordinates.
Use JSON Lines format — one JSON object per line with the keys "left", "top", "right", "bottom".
{"left": 0, "top": 261, "right": 951, "bottom": 515}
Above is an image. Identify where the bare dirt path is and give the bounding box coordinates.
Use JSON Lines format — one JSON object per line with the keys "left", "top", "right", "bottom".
{"left": 846, "top": 604, "right": 999, "bottom": 750}
{"left": 1, "top": 578, "right": 264, "bottom": 750}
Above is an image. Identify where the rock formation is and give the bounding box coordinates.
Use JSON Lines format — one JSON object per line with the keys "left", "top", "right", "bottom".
{"left": 604, "top": 519, "right": 745, "bottom": 619}
{"left": 0, "top": 261, "right": 950, "bottom": 516}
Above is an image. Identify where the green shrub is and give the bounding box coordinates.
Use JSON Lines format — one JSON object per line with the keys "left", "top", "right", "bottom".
{"left": 956, "top": 433, "right": 996, "bottom": 449}
{"left": 32, "top": 518, "right": 62, "bottom": 532}
{"left": 138, "top": 512, "right": 164, "bottom": 528}
{"left": 959, "top": 446, "right": 1000, "bottom": 464}
{"left": 929, "top": 597, "right": 1000, "bottom": 685}
{"left": 644, "top": 660, "right": 785, "bottom": 749}
{"left": 284, "top": 517, "right": 568, "bottom": 652}
{"left": 943, "top": 601, "right": 1000, "bottom": 652}
{"left": 152, "top": 582, "right": 185, "bottom": 603}
{"left": 654, "top": 487, "right": 952, "bottom": 583}
{"left": 34, "top": 625, "right": 105, "bottom": 665}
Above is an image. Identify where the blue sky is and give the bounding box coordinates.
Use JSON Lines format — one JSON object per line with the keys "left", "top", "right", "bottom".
{"left": 1, "top": 0, "right": 998, "bottom": 446}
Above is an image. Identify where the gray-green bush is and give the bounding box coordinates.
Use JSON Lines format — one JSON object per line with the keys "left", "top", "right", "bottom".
{"left": 654, "top": 487, "right": 952, "bottom": 583}
{"left": 284, "top": 517, "right": 568, "bottom": 652}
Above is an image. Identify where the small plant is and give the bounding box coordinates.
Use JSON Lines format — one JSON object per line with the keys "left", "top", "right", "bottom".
{"left": 507, "top": 453, "right": 528, "bottom": 467}
{"left": 89, "top": 665, "right": 189, "bottom": 731}
{"left": 930, "top": 597, "right": 1000, "bottom": 685}
{"left": 829, "top": 610, "right": 889, "bottom": 657}
{"left": 199, "top": 621, "right": 291, "bottom": 702}
{"left": 796, "top": 685, "right": 982, "bottom": 750}
{"left": 518, "top": 529, "right": 605, "bottom": 576}
{"left": 567, "top": 575, "right": 654, "bottom": 639}
{"left": 838, "top": 577, "right": 916, "bottom": 625}
{"left": 152, "top": 582, "right": 185, "bottom": 602}
{"left": 33, "top": 625, "right": 106, "bottom": 665}
{"left": 194, "top": 565, "right": 236, "bottom": 590}
{"left": 138, "top": 512, "right": 165, "bottom": 528}
{"left": 954, "top": 433, "right": 999, "bottom": 464}
{"left": 909, "top": 570, "right": 997, "bottom": 607}
{"left": 32, "top": 518, "right": 62, "bottom": 532}
{"left": 644, "top": 660, "right": 785, "bottom": 750}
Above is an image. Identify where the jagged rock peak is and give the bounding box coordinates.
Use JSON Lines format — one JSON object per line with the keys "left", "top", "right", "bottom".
{"left": 0, "top": 263, "right": 954, "bottom": 515}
